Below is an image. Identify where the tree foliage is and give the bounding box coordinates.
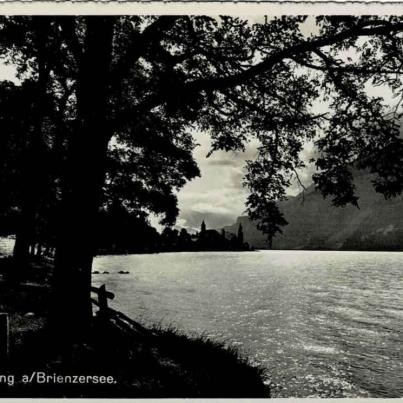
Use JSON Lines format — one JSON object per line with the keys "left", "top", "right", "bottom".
{"left": 104, "top": 15, "right": 403, "bottom": 245}
{"left": 2, "top": 15, "right": 403, "bottom": 247}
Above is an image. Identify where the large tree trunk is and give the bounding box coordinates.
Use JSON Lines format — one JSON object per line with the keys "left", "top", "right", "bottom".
{"left": 52, "top": 17, "right": 115, "bottom": 342}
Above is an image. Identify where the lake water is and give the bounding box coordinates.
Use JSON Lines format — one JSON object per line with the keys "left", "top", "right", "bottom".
{"left": 93, "top": 250, "right": 403, "bottom": 398}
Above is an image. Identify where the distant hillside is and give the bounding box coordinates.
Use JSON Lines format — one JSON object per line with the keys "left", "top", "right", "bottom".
{"left": 223, "top": 170, "right": 403, "bottom": 251}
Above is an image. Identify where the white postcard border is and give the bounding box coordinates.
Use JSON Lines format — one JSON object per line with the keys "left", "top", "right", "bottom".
{"left": 0, "top": 1, "right": 402, "bottom": 402}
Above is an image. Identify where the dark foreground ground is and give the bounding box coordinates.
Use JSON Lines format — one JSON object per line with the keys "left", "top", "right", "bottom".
{"left": 0, "top": 256, "right": 269, "bottom": 398}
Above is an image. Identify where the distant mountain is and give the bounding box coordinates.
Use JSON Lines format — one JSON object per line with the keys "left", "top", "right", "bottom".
{"left": 223, "top": 170, "right": 403, "bottom": 251}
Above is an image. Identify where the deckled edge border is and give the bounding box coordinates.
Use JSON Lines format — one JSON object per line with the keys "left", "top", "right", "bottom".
{"left": 1, "top": 0, "right": 403, "bottom": 3}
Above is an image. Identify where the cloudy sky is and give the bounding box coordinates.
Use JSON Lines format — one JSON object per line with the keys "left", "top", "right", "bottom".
{"left": 175, "top": 134, "right": 257, "bottom": 232}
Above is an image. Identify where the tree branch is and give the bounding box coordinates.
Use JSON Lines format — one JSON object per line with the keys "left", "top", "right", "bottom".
{"left": 185, "top": 21, "right": 403, "bottom": 92}
{"left": 111, "top": 16, "right": 181, "bottom": 84}
{"left": 119, "top": 20, "right": 403, "bottom": 124}
{"left": 58, "top": 18, "right": 84, "bottom": 68}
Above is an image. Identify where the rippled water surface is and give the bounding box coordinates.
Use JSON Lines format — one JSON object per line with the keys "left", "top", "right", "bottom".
{"left": 93, "top": 250, "right": 403, "bottom": 397}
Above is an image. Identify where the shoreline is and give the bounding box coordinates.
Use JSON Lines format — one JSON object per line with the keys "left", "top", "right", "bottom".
{"left": 0, "top": 256, "right": 269, "bottom": 398}
{"left": 95, "top": 248, "right": 259, "bottom": 257}
{"left": 94, "top": 248, "right": 403, "bottom": 257}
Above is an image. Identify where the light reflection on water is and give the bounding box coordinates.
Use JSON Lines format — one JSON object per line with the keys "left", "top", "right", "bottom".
{"left": 91, "top": 250, "right": 401, "bottom": 397}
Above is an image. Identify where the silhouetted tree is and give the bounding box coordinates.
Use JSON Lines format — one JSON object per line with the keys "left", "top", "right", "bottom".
{"left": 3, "top": 16, "right": 403, "bottom": 340}
{"left": 0, "top": 18, "right": 64, "bottom": 267}
{"left": 161, "top": 227, "right": 179, "bottom": 251}
{"left": 96, "top": 203, "right": 160, "bottom": 254}
{"left": 0, "top": 79, "right": 61, "bottom": 267}
{"left": 178, "top": 228, "right": 192, "bottom": 250}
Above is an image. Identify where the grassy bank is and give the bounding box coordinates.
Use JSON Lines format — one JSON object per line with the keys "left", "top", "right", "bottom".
{"left": 0, "top": 257, "right": 269, "bottom": 398}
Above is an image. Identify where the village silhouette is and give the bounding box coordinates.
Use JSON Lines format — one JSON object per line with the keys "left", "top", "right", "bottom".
{"left": 96, "top": 220, "right": 251, "bottom": 255}
{"left": 161, "top": 221, "right": 251, "bottom": 252}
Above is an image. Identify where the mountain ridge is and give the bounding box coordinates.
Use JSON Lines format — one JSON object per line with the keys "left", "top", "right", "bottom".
{"left": 223, "top": 171, "right": 403, "bottom": 251}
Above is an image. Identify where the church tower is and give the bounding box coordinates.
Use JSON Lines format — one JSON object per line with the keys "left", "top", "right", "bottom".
{"left": 201, "top": 220, "right": 206, "bottom": 234}
{"left": 237, "top": 223, "right": 244, "bottom": 244}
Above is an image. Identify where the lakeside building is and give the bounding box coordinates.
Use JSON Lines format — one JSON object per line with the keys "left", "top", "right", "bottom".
{"left": 186, "top": 221, "right": 250, "bottom": 252}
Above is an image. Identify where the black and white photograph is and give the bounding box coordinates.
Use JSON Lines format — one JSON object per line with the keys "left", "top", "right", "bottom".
{"left": 0, "top": 10, "right": 402, "bottom": 398}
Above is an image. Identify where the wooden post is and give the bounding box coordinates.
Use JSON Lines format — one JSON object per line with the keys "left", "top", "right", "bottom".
{"left": 0, "top": 313, "right": 9, "bottom": 362}
{"left": 91, "top": 285, "right": 114, "bottom": 319}
{"left": 98, "top": 284, "right": 108, "bottom": 317}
